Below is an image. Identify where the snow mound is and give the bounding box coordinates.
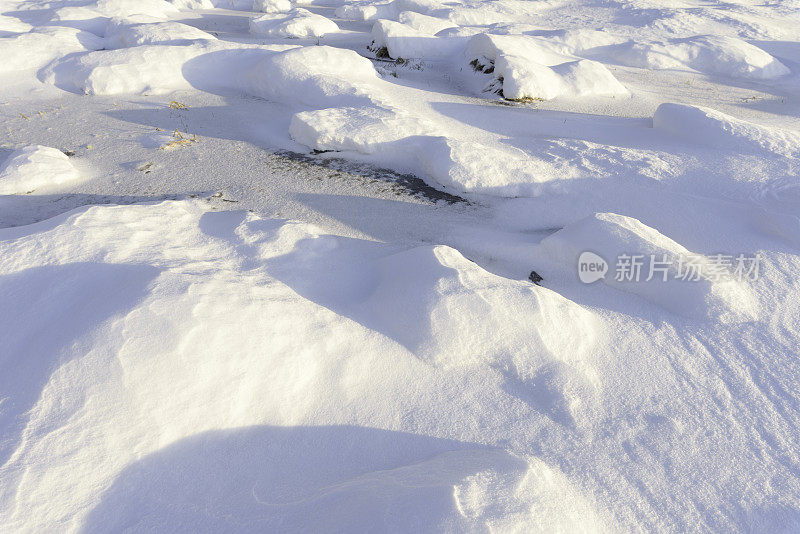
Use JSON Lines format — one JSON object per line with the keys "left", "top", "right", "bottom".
{"left": 0, "top": 146, "right": 81, "bottom": 195}
{"left": 335, "top": 2, "right": 399, "bottom": 22}
{"left": 0, "top": 27, "right": 104, "bottom": 74}
{"left": 47, "top": 6, "right": 109, "bottom": 35}
{"left": 335, "top": 0, "right": 450, "bottom": 22}
{"left": 0, "top": 200, "right": 606, "bottom": 529}
{"left": 0, "top": 15, "right": 32, "bottom": 35}
{"left": 93, "top": 0, "right": 181, "bottom": 19}
{"left": 466, "top": 34, "right": 628, "bottom": 100}
{"left": 250, "top": 9, "right": 339, "bottom": 38}
{"left": 398, "top": 11, "right": 456, "bottom": 35}
{"left": 289, "top": 106, "right": 432, "bottom": 153}
{"left": 540, "top": 213, "right": 758, "bottom": 321}
{"left": 42, "top": 41, "right": 374, "bottom": 105}
{"left": 41, "top": 41, "right": 293, "bottom": 95}
{"left": 253, "top": 0, "right": 292, "bottom": 13}
{"left": 497, "top": 56, "right": 629, "bottom": 101}
{"left": 609, "top": 35, "right": 789, "bottom": 79}
{"left": 370, "top": 19, "right": 466, "bottom": 59}
{"left": 247, "top": 45, "right": 382, "bottom": 107}
{"left": 403, "top": 137, "right": 564, "bottom": 196}
{"left": 104, "top": 19, "right": 217, "bottom": 48}
{"left": 42, "top": 42, "right": 219, "bottom": 95}
{"left": 654, "top": 103, "right": 800, "bottom": 157}
{"left": 168, "top": 0, "right": 215, "bottom": 8}
{"left": 530, "top": 28, "right": 628, "bottom": 56}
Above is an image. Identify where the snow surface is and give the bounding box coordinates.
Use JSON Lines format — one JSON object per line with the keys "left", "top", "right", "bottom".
{"left": 2, "top": 0, "right": 800, "bottom": 531}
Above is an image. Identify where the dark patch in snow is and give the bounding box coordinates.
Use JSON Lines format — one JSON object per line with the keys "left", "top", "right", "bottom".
{"left": 275, "top": 150, "right": 468, "bottom": 205}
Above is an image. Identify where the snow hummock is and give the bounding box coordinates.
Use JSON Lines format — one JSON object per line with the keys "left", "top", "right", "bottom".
{"left": 654, "top": 103, "right": 800, "bottom": 157}
{"left": 253, "top": 0, "right": 292, "bottom": 13}
{"left": 250, "top": 8, "right": 339, "bottom": 38}
{"left": 371, "top": 19, "right": 466, "bottom": 59}
{"left": 290, "top": 107, "right": 432, "bottom": 153}
{"left": 608, "top": 35, "right": 790, "bottom": 79}
{"left": 466, "top": 34, "right": 628, "bottom": 100}
{"left": 0, "top": 146, "right": 81, "bottom": 195}
{"left": 3, "top": 0, "right": 800, "bottom": 530}
{"left": 539, "top": 212, "right": 757, "bottom": 321}
{"left": 104, "top": 19, "right": 217, "bottom": 49}
{"left": 0, "top": 27, "right": 104, "bottom": 74}
{"left": 0, "top": 14, "right": 33, "bottom": 35}
{"left": 0, "top": 200, "right": 608, "bottom": 531}
{"left": 398, "top": 10, "right": 456, "bottom": 35}
{"left": 247, "top": 45, "right": 382, "bottom": 106}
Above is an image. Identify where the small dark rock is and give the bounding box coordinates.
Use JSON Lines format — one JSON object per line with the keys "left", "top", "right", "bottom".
{"left": 529, "top": 271, "right": 544, "bottom": 285}
{"left": 61, "top": 149, "right": 76, "bottom": 157}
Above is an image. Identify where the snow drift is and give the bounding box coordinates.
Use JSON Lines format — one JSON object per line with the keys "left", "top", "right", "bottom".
{"left": 539, "top": 212, "right": 758, "bottom": 321}
{"left": 654, "top": 103, "right": 800, "bottom": 157}
{"left": 0, "top": 146, "right": 82, "bottom": 195}
{"left": 466, "top": 34, "right": 628, "bottom": 100}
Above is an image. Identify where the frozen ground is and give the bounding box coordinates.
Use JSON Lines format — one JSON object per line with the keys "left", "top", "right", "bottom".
{"left": 1, "top": 0, "right": 800, "bottom": 532}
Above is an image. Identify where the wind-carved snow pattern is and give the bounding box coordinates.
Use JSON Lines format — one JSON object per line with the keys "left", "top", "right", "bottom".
{"left": 1, "top": 0, "right": 800, "bottom": 531}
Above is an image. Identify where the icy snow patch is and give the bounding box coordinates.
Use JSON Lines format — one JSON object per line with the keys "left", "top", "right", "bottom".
{"left": 250, "top": 9, "right": 339, "bottom": 38}
{"left": 539, "top": 213, "right": 757, "bottom": 321}
{"left": 0, "top": 146, "right": 81, "bottom": 195}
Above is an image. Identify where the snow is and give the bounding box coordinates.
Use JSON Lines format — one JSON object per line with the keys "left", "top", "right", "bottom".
{"left": 466, "top": 34, "right": 629, "bottom": 100}
{"left": 607, "top": 35, "right": 790, "bottom": 80}
{"left": 0, "top": 146, "right": 82, "bottom": 195}
{"left": 250, "top": 9, "right": 339, "bottom": 38}
{"left": 253, "top": 0, "right": 292, "bottom": 13}
{"left": 2, "top": 0, "right": 800, "bottom": 530}
{"left": 397, "top": 10, "right": 456, "bottom": 35}
{"left": 0, "top": 27, "right": 104, "bottom": 74}
{"left": 104, "top": 19, "right": 217, "bottom": 49}
{"left": 653, "top": 103, "right": 800, "bottom": 157}
{"left": 538, "top": 212, "right": 757, "bottom": 321}
{"left": 371, "top": 19, "right": 466, "bottom": 59}
{"left": 0, "top": 14, "right": 32, "bottom": 34}
{"left": 246, "top": 45, "right": 382, "bottom": 106}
